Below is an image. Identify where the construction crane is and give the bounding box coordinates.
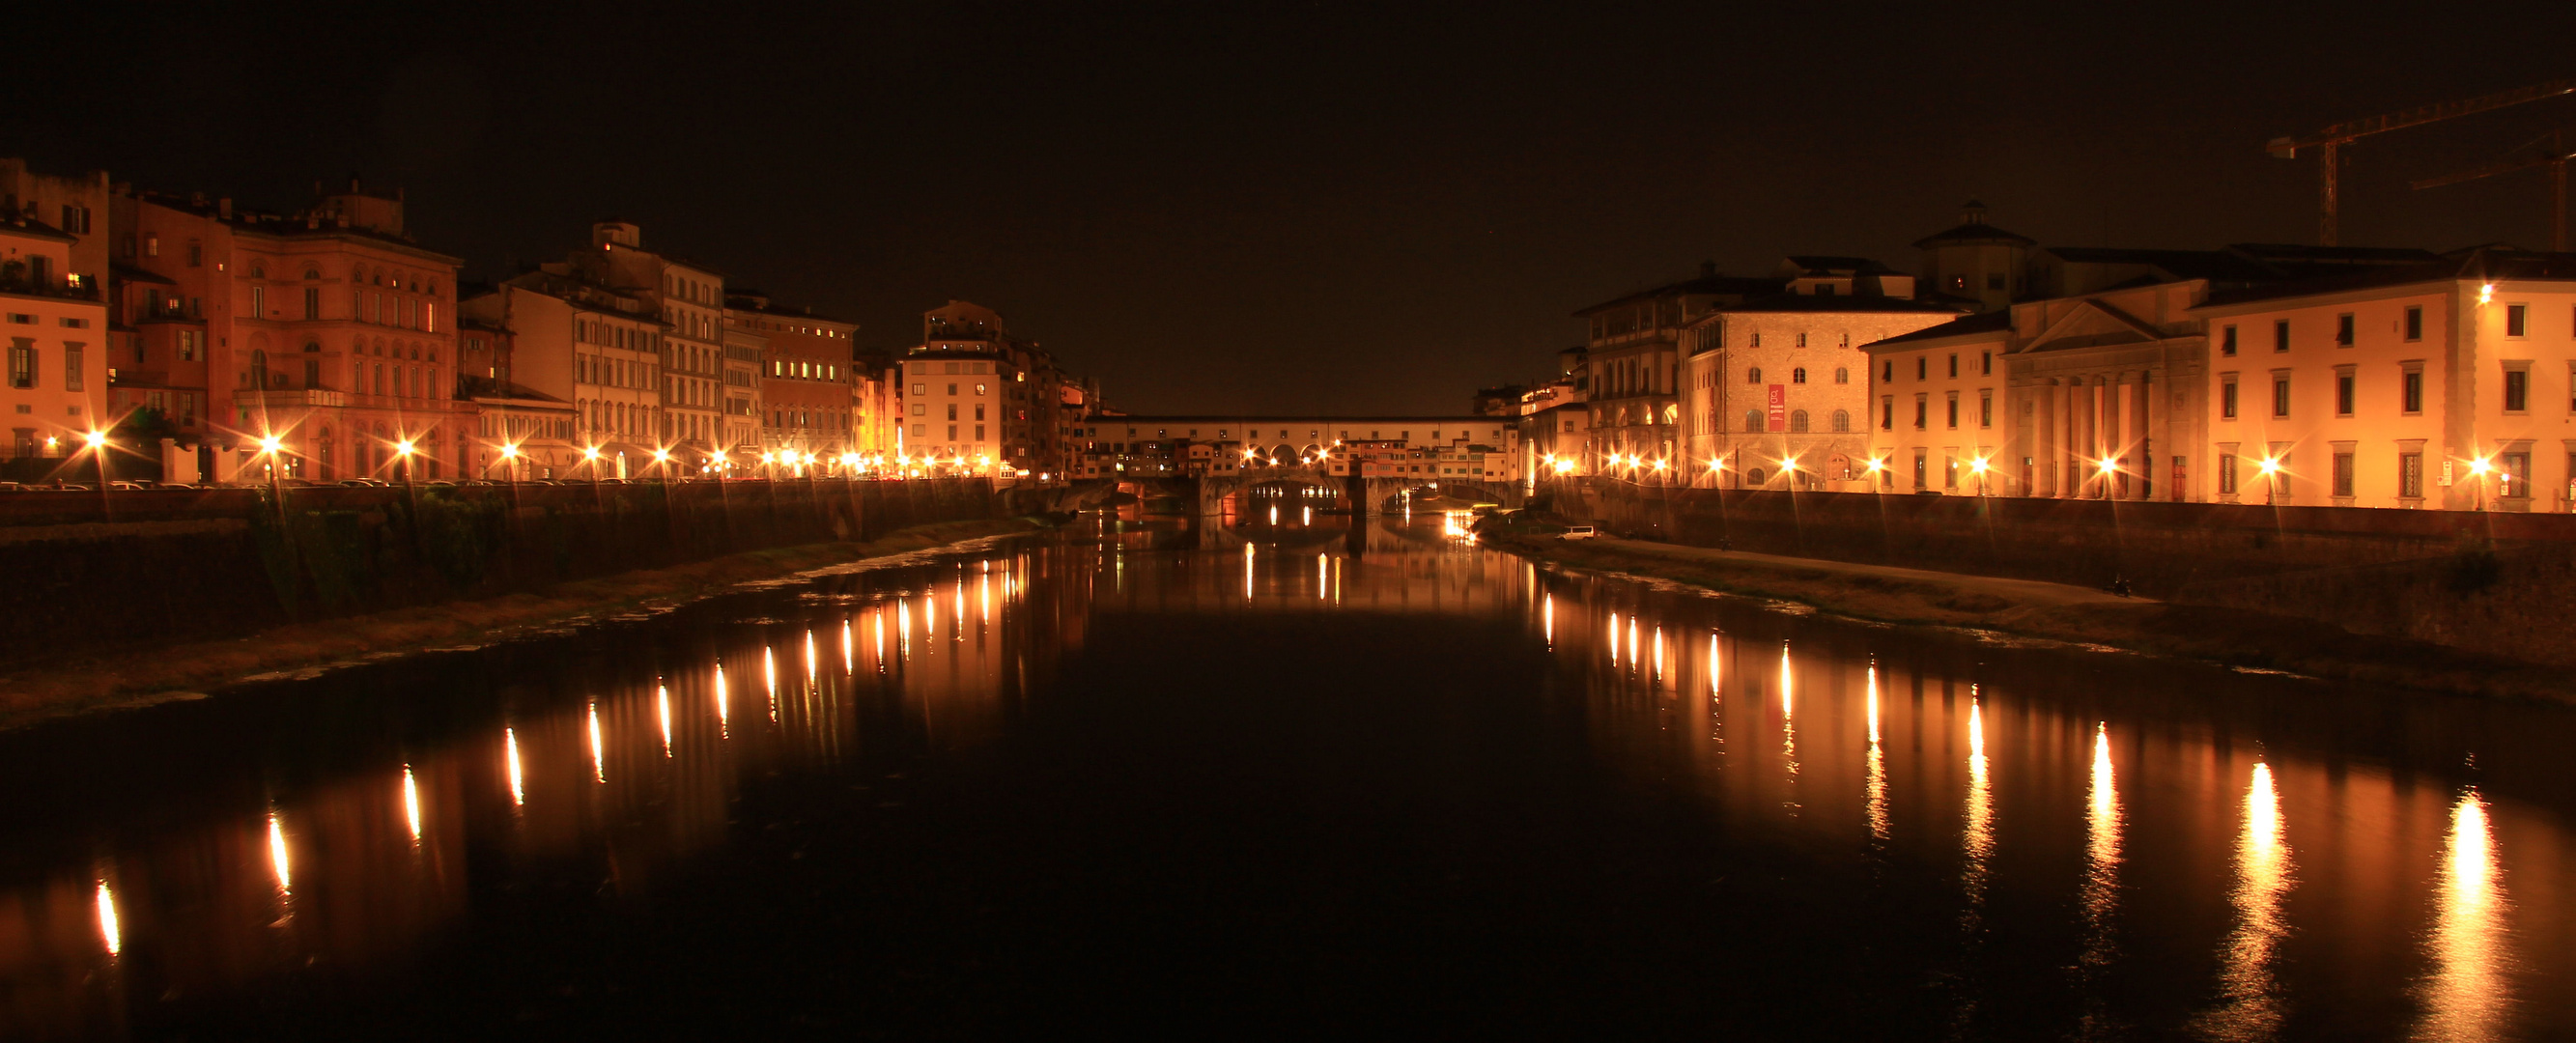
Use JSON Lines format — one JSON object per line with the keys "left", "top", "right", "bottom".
{"left": 2410, "top": 129, "right": 2575, "bottom": 251}
{"left": 2267, "top": 77, "right": 2576, "bottom": 245}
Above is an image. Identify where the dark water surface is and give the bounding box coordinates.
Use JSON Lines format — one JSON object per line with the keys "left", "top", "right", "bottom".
{"left": 2, "top": 514, "right": 2570, "bottom": 1039}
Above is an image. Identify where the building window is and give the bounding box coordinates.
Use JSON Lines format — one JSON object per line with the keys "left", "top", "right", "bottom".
{"left": 64, "top": 345, "right": 82, "bottom": 392}
{"left": 1792, "top": 367, "right": 1807, "bottom": 384}
{"left": 1834, "top": 367, "right": 1849, "bottom": 384}
{"left": 1979, "top": 351, "right": 1992, "bottom": 376}
{"left": 2502, "top": 451, "right": 2531, "bottom": 498}
{"left": 2336, "top": 313, "right": 2355, "bottom": 346}
{"left": 1881, "top": 397, "right": 1893, "bottom": 430}
{"left": 8, "top": 344, "right": 34, "bottom": 388}
{"left": 1947, "top": 353, "right": 1958, "bottom": 378}
{"left": 2219, "top": 454, "right": 2238, "bottom": 494}
{"left": 2404, "top": 306, "right": 2422, "bottom": 342}
{"left": 1979, "top": 389, "right": 1994, "bottom": 428}
{"left": 1945, "top": 393, "right": 1959, "bottom": 429}
{"left": 1831, "top": 409, "right": 1851, "bottom": 433}
{"left": 1746, "top": 367, "right": 1762, "bottom": 383}
{"left": 1915, "top": 357, "right": 1926, "bottom": 381}
{"left": 251, "top": 286, "right": 265, "bottom": 318}
{"left": 2274, "top": 320, "right": 2290, "bottom": 352}
{"left": 2506, "top": 304, "right": 2528, "bottom": 338}
{"left": 2333, "top": 452, "right": 2355, "bottom": 497}
{"left": 2400, "top": 452, "right": 2423, "bottom": 499}
{"left": 1789, "top": 409, "right": 1809, "bottom": 434}
{"left": 2335, "top": 373, "right": 2355, "bottom": 416}
{"left": 2221, "top": 381, "right": 2238, "bottom": 419}
{"left": 2273, "top": 377, "right": 2291, "bottom": 418}
{"left": 1882, "top": 360, "right": 1893, "bottom": 382}
{"left": 1742, "top": 409, "right": 1763, "bottom": 432}
{"left": 1796, "top": 332, "right": 1808, "bottom": 348}
{"left": 2403, "top": 369, "right": 2424, "bottom": 413}
{"left": 2505, "top": 368, "right": 2530, "bottom": 412}
{"left": 1912, "top": 395, "right": 1927, "bottom": 430}
{"left": 2222, "top": 324, "right": 2238, "bottom": 356}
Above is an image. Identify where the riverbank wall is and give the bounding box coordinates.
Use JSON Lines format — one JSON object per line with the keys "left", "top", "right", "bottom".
{"left": 0, "top": 478, "right": 997, "bottom": 665}
{"left": 1551, "top": 478, "right": 2576, "bottom": 667}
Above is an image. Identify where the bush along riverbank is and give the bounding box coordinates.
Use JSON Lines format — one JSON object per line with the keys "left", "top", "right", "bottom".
{"left": 0, "top": 517, "right": 1052, "bottom": 730}
{"left": 1474, "top": 511, "right": 2574, "bottom": 703}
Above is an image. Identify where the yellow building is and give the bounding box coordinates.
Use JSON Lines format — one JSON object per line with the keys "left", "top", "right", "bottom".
{"left": 0, "top": 215, "right": 109, "bottom": 471}
{"left": 2193, "top": 249, "right": 2576, "bottom": 511}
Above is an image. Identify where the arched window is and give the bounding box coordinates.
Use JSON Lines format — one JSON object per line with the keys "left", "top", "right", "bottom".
{"left": 301, "top": 340, "right": 320, "bottom": 352}
{"left": 1742, "top": 409, "right": 1763, "bottom": 432}
{"left": 1789, "top": 409, "right": 1810, "bottom": 434}
{"left": 1746, "top": 367, "right": 1763, "bottom": 383}
{"left": 1792, "top": 367, "right": 1807, "bottom": 384}
{"left": 302, "top": 268, "right": 319, "bottom": 280}
{"left": 1834, "top": 367, "right": 1850, "bottom": 384}
{"left": 1747, "top": 466, "right": 1768, "bottom": 485}
{"left": 353, "top": 265, "right": 368, "bottom": 284}
{"left": 1830, "top": 409, "right": 1852, "bottom": 433}
{"left": 1661, "top": 405, "right": 1679, "bottom": 426}
{"left": 250, "top": 265, "right": 266, "bottom": 279}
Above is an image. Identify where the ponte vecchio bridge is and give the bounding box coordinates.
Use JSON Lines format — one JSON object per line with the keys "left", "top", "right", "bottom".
{"left": 1072, "top": 413, "right": 1529, "bottom": 515}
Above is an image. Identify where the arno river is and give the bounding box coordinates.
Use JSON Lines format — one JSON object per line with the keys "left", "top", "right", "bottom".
{"left": 1, "top": 511, "right": 2569, "bottom": 1039}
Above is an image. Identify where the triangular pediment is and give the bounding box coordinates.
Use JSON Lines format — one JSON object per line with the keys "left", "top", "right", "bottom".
{"left": 2021, "top": 298, "right": 2161, "bottom": 353}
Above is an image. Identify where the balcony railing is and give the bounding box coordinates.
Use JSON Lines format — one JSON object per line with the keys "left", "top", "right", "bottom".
{"left": 237, "top": 388, "right": 350, "bottom": 409}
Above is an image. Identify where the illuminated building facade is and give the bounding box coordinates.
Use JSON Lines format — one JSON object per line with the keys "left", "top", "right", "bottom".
{"left": 0, "top": 214, "right": 109, "bottom": 469}
{"left": 109, "top": 180, "right": 467, "bottom": 481}
{"left": 2194, "top": 249, "right": 2576, "bottom": 511}
{"left": 729, "top": 291, "right": 857, "bottom": 465}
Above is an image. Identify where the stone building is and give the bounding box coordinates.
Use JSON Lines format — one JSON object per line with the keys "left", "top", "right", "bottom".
{"left": 460, "top": 265, "right": 666, "bottom": 479}
{"left": 1679, "top": 259, "right": 1959, "bottom": 490}
{"left": 899, "top": 300, "right": 1070, "bottom": 479}
{"left": 585, "top": 222, "right": 727, "bottom": 459}
{"left": 728, "top": 291, "right": 858, "bottom": 465}
{"left": 0, "top": 213, "right": 109, "bottom": 470}
{"left": 1862, "top": 239, "right": 2452, "bottom": 502}
{"left": 109, "top": 180, "right": 467, "bottom": 481}
{"left": 2192, "top": 249, "right": 2576, "bottom": 511}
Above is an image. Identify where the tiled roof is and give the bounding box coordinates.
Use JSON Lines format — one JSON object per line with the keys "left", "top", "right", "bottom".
{"left": 1911, "top": 221, "right": 2037, "bottom": 249}
{"left": 1857, "top": 309, "right": 2014, "bottom": 350}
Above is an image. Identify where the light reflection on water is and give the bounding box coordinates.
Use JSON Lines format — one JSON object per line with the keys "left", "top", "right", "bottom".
{"left": 2195, "top": 761, "right": 2296, "bottom": 1041}
{"left": 0, "top": 518, "right": 2569, "bottom": 1038}
{"left": 2418, "top": 789, "right": 2513, "bottom": 1042}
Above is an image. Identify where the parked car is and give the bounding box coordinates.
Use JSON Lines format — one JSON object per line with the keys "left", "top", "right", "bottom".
{"left": 1560, "top": 525, "right": 1599, "bottom": 540}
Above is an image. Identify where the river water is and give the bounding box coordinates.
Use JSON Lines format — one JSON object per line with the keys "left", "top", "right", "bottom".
{"left": 1, "top": 511, "right": 2569, "bottom": 1039}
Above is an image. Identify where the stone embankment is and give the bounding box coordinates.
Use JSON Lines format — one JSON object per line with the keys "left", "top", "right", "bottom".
{"left": 0, "top": 479, "right": 1016, "bottom": 717}
{"left": 1489, "top": 490, "right": 2576, "bottom": 701}
{"left": 0, "top": 515, "right": 1046, "bottom": 729}
{"left": 1547, "top": 478, "right": 2576, "bottom": 677}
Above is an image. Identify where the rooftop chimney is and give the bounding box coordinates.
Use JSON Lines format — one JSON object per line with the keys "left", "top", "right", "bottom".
{"left": 1961, "top": 200, "right": 1988, "bottom": 225}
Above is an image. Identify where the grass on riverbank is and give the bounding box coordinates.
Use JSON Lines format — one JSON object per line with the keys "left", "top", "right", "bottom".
{"left": 1480, "top": 521, "right": 2574, "bottom": 703}
{"left": 0, "top": 517, "right": 1049, "bottom": 729}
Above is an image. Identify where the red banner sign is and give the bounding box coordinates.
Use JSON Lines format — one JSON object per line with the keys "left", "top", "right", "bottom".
{"left": 1766, "top": 384, "right": 1787, "bottom": 432}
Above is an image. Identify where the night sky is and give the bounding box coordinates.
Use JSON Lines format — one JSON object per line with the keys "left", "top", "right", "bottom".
{"left": 12, "top": 3, "right": 2576, "bottom": 414}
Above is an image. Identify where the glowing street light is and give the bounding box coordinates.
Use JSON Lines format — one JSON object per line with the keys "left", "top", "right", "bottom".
{"left": 394, "top": 438, "right": 417, "bottom": 488}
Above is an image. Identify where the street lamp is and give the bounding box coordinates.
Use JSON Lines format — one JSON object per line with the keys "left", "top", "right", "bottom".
{"left": 395, "top": 438, "right": 416, "bottom": 489}
{"left": 258, "top": 434, "right": 286, "bottom": 498}
{"left": 83, "top": 430, "right": 109, "bottom": 492}
{"left": 495, "top": 442, "right": 519, "bottom": 482}
{"left": 2256, "top": 456, "right": 2280, "bottom": 505}
{"left": 1969, "top": 456, "right": 1990, "bottom": 496}
{"left": 582, "top": 444, "right": 603, "bottom": 487}
{"left": 652, "top": 447, "right": 672, "bottom": 480}
{"left": 2468, "top": 455, "right": 2494, "bottom": 509}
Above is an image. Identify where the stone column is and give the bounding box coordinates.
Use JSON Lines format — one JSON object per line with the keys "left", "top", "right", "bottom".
{"left": 2132, "top": 377, "right": 2152, "bottom": 500}
{"left": 2052, "top": 380, "right": 2073, "bottom": 496}
{"left": 2035, "top": 380, "right": 2056, "bottom": 496}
